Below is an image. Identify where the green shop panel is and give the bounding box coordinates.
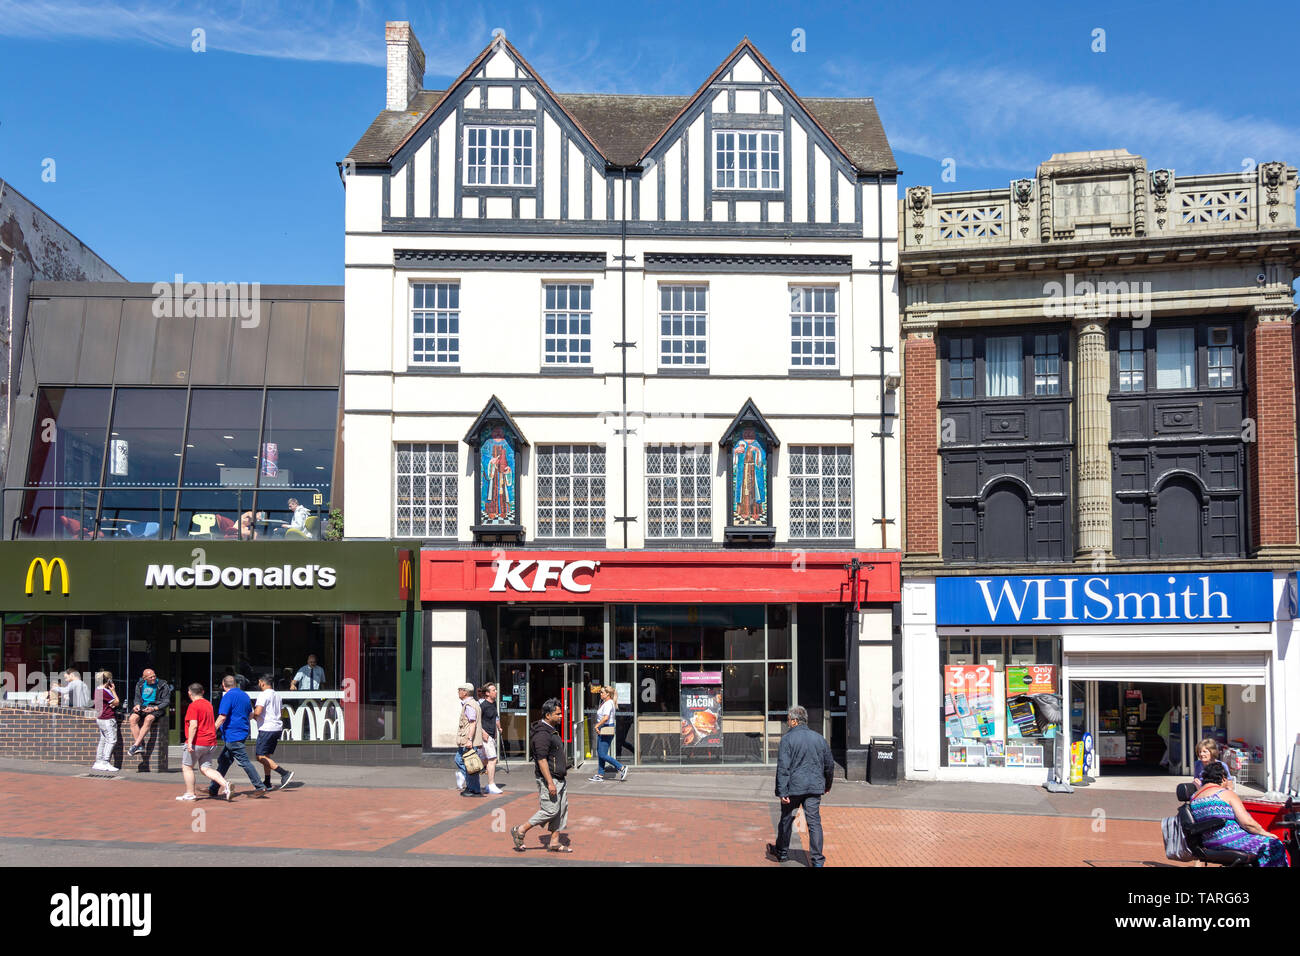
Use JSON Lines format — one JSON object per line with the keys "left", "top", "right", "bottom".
{"left": 0, "top": 541, "right": 410, "bottom": 613}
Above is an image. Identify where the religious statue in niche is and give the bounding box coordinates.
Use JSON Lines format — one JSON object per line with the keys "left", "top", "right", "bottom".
{"left": 731, "top": 426, "right": 767, "bottom": 526}
{"left": 480, "top": 425, "right": 515, "bottom": 524}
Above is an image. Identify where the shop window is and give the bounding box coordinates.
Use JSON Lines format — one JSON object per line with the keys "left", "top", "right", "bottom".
{"left": 21, "top": 387, "right": 111, "bottom": 539}
{"left": 940, "top": 637, "right": 1062, "bottom": 769}
{"left": 258, "top": 389, "right": 335, "bottom": 537}
{"left": 99, "top": 388, "right": 187, "bottom": 539}
{"left": 361, "top": 614, "right": 398, "bottom": 741}
{"left": 178, "top": 389, "right": 263, "bottom": 539}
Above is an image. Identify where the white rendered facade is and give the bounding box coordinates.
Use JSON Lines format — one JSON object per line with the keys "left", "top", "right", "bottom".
{"left": 344, "top": 31, "right": 901, "bottom": 763}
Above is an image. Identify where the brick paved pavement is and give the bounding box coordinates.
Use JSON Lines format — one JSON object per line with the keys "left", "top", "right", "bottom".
{"left": 0, "top": 766, "right": 1183, "bottom": 866}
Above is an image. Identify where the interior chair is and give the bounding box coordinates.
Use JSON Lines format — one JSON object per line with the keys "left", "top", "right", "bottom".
{"left": 188, "top": 513, "right": 218, "bottom": 538}
{"left": 213, "top": 514, "right": 238, "bottom": 538}
{"left": 1174, "top": 783, "right": 1258, "bottom": 866}
{"left": 285, "top": 514, "right": 319, "bottom": 540}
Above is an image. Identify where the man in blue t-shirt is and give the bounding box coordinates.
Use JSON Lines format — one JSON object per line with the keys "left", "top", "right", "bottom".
{"left": 207, "top": 675, "right": 269, "bottom": 799}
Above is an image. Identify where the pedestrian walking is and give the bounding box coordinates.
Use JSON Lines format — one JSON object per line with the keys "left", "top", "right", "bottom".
{"left": 509, "top": 697, "right": 571, "bottom": 853}
{"left": 589, "top": 685, "right": 627, "bottom": 782}
{"left": 479, "top": 682, "right": 505, "bottom": 793}
{"left": 91, "top": 671, "right": 119, "bottom": 773}
{"left": 178, "top": 684, "right": 232, "bottom": 801}
{"left": 454, "top": 683, "right": 485, "bottom": 797}
{"left": 252, "top": 675, "right": 294, "bottom": 791}
{"left": 207, "top": 675, "right": 269, "bottom": 799}
{"left": 767, "top": 705, "right": 834, "bottom": 867}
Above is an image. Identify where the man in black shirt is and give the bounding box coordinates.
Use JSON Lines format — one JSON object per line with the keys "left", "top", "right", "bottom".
{"left": 509, "top": 698, "right": 571, "bottom": 853}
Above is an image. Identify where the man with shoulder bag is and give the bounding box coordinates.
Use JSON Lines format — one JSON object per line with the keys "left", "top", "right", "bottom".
{"left": 454, "top": 683, "right": 485, "bottom": 797}
{"left": 509, "top": 698, "right": 572, "bottom": 853}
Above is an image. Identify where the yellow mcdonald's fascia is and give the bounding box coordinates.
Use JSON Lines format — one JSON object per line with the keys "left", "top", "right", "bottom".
{"left": 25, "top": 557, "right": 69, "bottom": 595}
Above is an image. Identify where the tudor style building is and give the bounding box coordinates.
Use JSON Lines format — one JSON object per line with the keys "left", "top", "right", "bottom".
{"left": 898, "top": 150, "right": 1300, "bottom": 789}
{"left": 343, "top": 24, "right": 902, "bottom": 776}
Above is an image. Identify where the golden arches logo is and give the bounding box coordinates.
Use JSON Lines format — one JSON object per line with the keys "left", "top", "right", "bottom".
{"left": 400, "top": 560, "right": 412, "bottom": 591}
{"left": 26, "top": 557, "right": 70, "bottom": 596}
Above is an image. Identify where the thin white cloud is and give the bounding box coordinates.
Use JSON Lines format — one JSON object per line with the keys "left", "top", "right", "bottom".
{"left": 0, "top": 0, "right": 489, "bottom": 72}
{"left": 821, "top": 60, "right": 1300, "bottom": 174}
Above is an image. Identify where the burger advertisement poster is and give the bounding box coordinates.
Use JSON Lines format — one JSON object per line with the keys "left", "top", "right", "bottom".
{"left": 680, "top": 671, "right": 723, "bottom": 748}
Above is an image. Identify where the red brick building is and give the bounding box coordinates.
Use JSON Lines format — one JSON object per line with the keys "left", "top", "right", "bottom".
{"left": 896, "top": 151, "right": 1300, "bottom": 789}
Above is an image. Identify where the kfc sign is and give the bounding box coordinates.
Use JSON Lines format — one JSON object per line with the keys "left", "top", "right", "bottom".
{"left": 489, "top": 559, "right": 600, "bottom": 593}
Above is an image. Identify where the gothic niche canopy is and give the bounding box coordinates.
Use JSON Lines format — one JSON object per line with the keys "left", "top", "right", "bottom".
{"left": 720, "top": 399, "right": 779, "bottom": 545}
{"left": 465, "top": 396, "right": 528, "bottom": 544}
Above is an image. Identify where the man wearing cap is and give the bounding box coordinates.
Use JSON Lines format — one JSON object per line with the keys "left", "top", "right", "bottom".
{"left": 453, "top": 683, "right": 486, "bottom": 797}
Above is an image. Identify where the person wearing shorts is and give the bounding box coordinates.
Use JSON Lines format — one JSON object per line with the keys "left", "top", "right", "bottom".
{"left": 178, "top": 684, "right": 230, "bottom": 801}
{"left": 479, "top": 682, "right": 504, "bottom": 794}
{"left": 252, "top": 675, "right": 294, "bottom": 791}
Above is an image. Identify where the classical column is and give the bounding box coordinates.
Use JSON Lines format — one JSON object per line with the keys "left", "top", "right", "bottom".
{"left": 1074, "top": 318, "right": 1112, "bottom": 559}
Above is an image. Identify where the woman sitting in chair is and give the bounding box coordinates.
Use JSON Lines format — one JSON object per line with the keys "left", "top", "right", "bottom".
{"left": 1189, "top": 762, "right": 1289, "bottom": 866}
{"left": 239, "top": 511, "right": 259, "bottom": 540}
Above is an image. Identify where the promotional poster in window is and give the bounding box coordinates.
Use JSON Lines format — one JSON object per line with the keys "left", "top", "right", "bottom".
{"left": 681, "top": 671, "right": 723, "bottom": 748}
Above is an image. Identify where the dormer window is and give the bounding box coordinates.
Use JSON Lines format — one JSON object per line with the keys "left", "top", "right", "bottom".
{"left": 465, "top": 126, "right": 534, "bottom": 186}
{"left": 714, "top": 130, "right": 781, "bottom": 190}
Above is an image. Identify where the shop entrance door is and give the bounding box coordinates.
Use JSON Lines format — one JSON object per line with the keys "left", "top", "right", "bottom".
{"left": 563, "top": 662, "right": 586, "bottom": 770}
{"left": 501, "top": 661, "right": 588, "bottom": 767}
{"left": 825, "top": 660, "right": 847, "bottom": 760}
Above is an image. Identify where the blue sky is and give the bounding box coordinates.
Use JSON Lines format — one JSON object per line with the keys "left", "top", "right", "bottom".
{"left": 1, "top": 0, "right": 1296, "bottom": 285}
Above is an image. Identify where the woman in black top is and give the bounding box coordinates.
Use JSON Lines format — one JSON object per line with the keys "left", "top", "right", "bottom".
{"left": 478, "top": 683, "right": 504, "bottom": 793}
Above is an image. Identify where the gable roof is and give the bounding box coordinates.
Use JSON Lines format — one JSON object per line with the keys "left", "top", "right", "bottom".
{"left": 345, "top": 39, "right": 896, "bottom": 174}
{"left": 718, "top": 398, "right": 780, "bottom": 447}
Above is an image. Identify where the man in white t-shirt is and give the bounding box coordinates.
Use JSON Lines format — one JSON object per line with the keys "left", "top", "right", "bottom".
{"left": 252, "top": 674, "right": 294, "bottom": 791}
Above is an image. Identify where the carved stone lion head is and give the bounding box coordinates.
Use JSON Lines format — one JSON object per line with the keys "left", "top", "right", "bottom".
{"left": 1150, "top": 168, "right": 1173, "bottom": 195}
{"left": 907, "top": 185, "right": 930, "bottom": 212}
{"left": 1012, "top": 178, "right": 1034, "bottom": 204}
{"left": 1261, "top": 161, "right": 1286, "bottom": 188}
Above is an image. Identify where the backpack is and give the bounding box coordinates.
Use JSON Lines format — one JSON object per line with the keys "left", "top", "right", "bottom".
{"left": 1161, "top": 814, "right": 1194, "bottom": 862}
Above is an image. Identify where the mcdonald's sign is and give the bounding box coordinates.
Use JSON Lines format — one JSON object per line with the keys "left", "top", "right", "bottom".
{"left": 398, "top": 549, "right": 412, "bottom": 601}
{"left": 26, "top": 557, "right": 70, "bottom": 596}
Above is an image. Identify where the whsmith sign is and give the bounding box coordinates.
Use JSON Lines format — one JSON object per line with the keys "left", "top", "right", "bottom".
{"left": 0, "top": 542, "right": 405, "bottom": 612}
{"left": 936, "top": 573, "right": 1275, "bottom": 627}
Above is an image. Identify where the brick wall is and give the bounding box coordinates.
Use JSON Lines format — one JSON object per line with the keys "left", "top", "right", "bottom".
{"left": 0, "top": 702, "right": 102, "bottom": 762}
{"left": 1247, "top": 318, "right": 1298, "bottom": 550}
{"left": 0, "top": 702, "right": 168, "bottom": 770}
{"left": 904, "top": 333, "right": 939, "bottom": 556}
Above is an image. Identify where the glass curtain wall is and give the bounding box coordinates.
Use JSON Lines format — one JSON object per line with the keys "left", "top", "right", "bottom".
{"left": 17, "top": 387, "right": 337, "bottom": 540}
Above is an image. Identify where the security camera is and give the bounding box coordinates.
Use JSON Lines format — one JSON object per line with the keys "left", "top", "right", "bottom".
{"left": 1256, "top": 273, "right": 1268, "bottom": 285}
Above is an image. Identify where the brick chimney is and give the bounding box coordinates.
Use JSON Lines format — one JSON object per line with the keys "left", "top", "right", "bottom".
{"left": 386, "top": 21, "right": 425, "bottom": 111}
